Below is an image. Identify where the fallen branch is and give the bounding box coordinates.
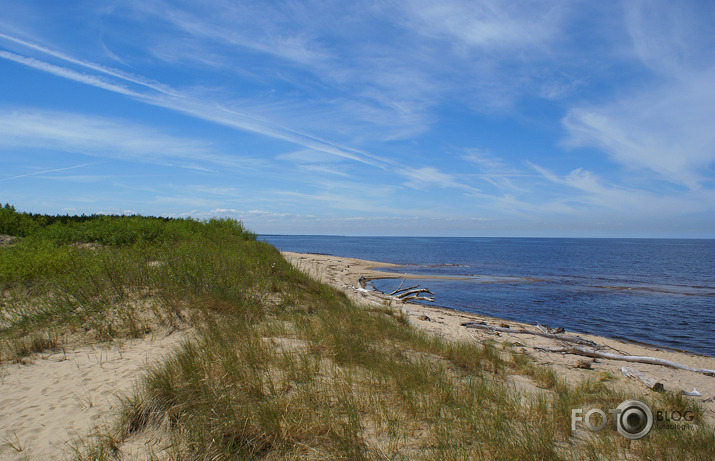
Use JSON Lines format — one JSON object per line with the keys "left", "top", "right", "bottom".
{"left": 395, "top": 288, "right": 434, "bottom": 299}
{"left": 389, "top": 280, "right": 407, "bottom": 295}
{"left": 537, "top": 323, "right": 564, "bottom": 335}
{"left": 462, "top": 322, "right": 599, "bottom": 348}
{"left": 622, "top": 367, "right": 664, "bottom": 391}
{"left": 541, "top": 345, "right": 715, "bottom": 377}
{"left": 400, "top": 295, "right": 435, "bottom": 303}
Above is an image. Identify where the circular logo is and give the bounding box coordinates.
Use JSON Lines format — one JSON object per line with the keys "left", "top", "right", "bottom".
{"left": 615, "top": 400, "right": 653, "bottom": 440}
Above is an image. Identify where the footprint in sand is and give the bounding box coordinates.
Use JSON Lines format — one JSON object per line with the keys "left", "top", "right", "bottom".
{"left": 0, "top": 330, "right": 190, "bottom": 460}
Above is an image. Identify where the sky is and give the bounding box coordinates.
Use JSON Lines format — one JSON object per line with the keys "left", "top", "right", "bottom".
{"left": 1, "top": 1, "right": 714, "bottom": 238}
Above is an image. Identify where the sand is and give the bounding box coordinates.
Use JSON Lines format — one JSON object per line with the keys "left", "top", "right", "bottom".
{"left": 283, "top": 251, "right": 715, "bottom": 423}
{"left": 0, "top": 329, "right": 190, "bottom": 460}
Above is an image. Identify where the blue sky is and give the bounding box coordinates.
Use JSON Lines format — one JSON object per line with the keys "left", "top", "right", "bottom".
{"left": 1, "top": 1, "right": 714, "bottom": 237}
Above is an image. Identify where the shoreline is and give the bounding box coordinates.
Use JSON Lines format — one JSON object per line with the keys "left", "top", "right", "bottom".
{"left": 285, "top": 252, "right": 712, "bottom": 358}
{"left": 282, "top": 251, "right": 715, "bottom": 423}
{"left": 368, "top": 279, "right": 711, "bottom": 359}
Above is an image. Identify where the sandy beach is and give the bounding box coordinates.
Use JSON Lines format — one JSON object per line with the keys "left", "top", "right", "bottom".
{"left": 283, "top": 251, "right": 715, "bottom": 423}
{"left": 0, "top": 328, "right": 190, "bottom": 460}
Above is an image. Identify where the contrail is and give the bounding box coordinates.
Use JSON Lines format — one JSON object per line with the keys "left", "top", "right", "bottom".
{"left": 0, "top": 162, "right": 104, "bottom": 182}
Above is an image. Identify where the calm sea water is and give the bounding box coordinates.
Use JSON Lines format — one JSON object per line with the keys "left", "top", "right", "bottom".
{"left": 260, "top": 236, "right": 715, "bottom": 356}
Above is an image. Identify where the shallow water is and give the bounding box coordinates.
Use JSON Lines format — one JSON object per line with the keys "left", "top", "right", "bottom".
{"left": 260, "top": 236, "right": 715, "bottom": 356}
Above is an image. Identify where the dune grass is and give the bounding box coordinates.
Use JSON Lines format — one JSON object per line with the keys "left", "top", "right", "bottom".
{"left": 1, "top": 205, "right": 713, "bottom": 460}
{"left": 0, "top": 205, "right": 263, "bottom": 362}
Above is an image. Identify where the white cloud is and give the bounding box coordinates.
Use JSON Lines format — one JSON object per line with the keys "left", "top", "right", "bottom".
{"left": 0, "top": 33, "right": 397, "bottom": 169}
{"left": 562, "top": 66, "right": 715, "bottom": 190}
{"left": 0, "top": 32, "right": 176, "bottom": 95}
{"left": 562, "top": 1, "right": 715, "bottom": 189}
{"left": 400, "top": 166, "right": 479, "bottom": 193}
{"left": 118, "top": 0, "right": 576, "bottom": 132}
{"left": 206, "top": 208, "right": 288, "bottom": 219}
{"left": 527, "top": 162, "right": 715, "bottom": 218}
{"left": 0, "top": 109, "right": 258, "bottom": 170}
{"left": 460, "top": 150, "right": 534, "bottom": 193}
{"left": 623, "top": 0, "right": 715, "bottom": 78}
{"left": 276, "top": 149, "right": 343, "bottom": 165}
{"left": 0, "top": 51, "right": 141, "bottom": 98}
{"left": 395, "top": 0, "right": 562, "bottom": 50}
{"left": 129, "top": 0, "right": 440, "bottom": 138}
{"left": 461, "top": 149, "right": 508, "bottom": 170}
{"left": 275, "top": 149, "right": 354, "bottom": 177}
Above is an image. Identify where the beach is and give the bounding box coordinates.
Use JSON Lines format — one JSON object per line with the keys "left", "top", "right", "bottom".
{"left": 282, "top": 251, "right": 715, "bottom": 423}
{"left": 0, "top": 328, "right": 191, "bottom": 460}
{"left": 1, "top": 248, "right": 712, "bottom": 460}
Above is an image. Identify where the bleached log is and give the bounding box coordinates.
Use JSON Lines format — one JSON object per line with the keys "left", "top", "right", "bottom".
{"left": 400, "top": 295, "right": 435, "bottom": 303}
{"left": 537, "top": 323, "right": 564, "bottom": 335}
{"left": 462, "top": 322, "right": 599, "bottom": 347}
{"left": 392, "top": 285, "right": 422, "bottom": 296}
{"left": 396, "top": 288, "right": 435, "bottom": 299}
{"left": 539, "top": 345, "right": 715, "bottom": 377}
{"left": 621, "top": 367, "right": 665, "bottom": 391}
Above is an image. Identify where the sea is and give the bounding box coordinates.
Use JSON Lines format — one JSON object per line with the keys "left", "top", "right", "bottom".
{"left": 259, "top": 236, "right": 715, "bottom": 357}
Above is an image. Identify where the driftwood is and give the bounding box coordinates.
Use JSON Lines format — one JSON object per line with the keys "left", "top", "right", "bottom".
{"left": 391, "top": 282, "right": 435, "bottom": 303}
{"left": 389, "top": 280, "right": 408, "bottom": 295}
{"left": 621, "top": 367, "right": 664, "bottom": 391}
{"left": 401, "top": 295, "right": 435, "bottom": 303}
{"left": 396, "top": 288, "right": 434, "bottom": 299}
{"left": 536, "top": 323, "right": 564, "bottom": 335}
{"left": 462, "top": 322, "right": 599, "bottom": 348}
{"left": 542, "top": 346, "right": 715, "bottom": 377}
{"left": 466, "top": 320, "right": 715, "bottom": 378}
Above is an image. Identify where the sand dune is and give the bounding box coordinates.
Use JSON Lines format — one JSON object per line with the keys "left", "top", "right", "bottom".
{"left": 0, "top": 330, "right": 189, "bottom": 460}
